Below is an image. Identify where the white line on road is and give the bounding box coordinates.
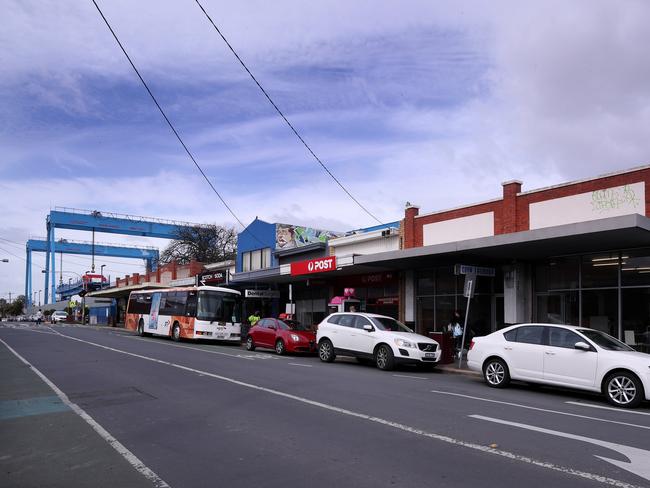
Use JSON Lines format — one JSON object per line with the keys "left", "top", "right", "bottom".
{"left": 470, "top": 414, "right": 650, "bottom": 483}
{"left": 565, "top": 401, "right": 650, "bottom": 416}
{"left": 393, "top": 374, "right": 427, "bottom": 380}
{"left": 288, "top": 363, "right": 313, "bottom": 367}
{"left": 430, "top": 390, "right": 650, "bottom": 431}
{"left": 25, "top": 329, "right": 643, "bottom": 488}
{"left": 0, "top": 337, "right": 171, "bottom": 488}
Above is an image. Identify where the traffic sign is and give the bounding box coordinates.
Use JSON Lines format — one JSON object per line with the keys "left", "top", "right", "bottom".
{"left": 454, "top": 264, "right": 495, "bottom": 277}
{"left": 463, "top": 275, "right": 476, "bottom": 298}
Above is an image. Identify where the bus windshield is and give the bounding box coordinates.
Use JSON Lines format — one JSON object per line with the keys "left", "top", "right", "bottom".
{"left": 197, "top": 291, "right": 241, "bottom": 323}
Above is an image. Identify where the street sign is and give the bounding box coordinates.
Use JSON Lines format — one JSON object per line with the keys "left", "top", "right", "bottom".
{"left": 245, "top": 289, "right": 280, "bottom": 299}
{"left": 454, "top": 264, "right": 496, "bottom": 277}
{"left": 463, "top": 275, "right": 476, "bottom": 298}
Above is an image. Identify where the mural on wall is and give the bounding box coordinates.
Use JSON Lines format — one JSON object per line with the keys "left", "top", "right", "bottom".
{"left": 276, "top": 224, "right": 341, "bottom": 249}
{"left": 591, "top": 184, "right": 641, "bottom": 214}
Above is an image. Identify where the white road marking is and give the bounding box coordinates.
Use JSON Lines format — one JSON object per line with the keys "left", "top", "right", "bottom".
{"left": 470, "top": 414, "right": 650, "bottom": 483}
{"left": 430, "top": 390, "right": 650, "bottom": 431}
{"left": 393, "top": 374, "right": 427, "bottom": 380}
{"left": 289, "top": 363, "right": 313, "bottom": 368}
{"left": 23, "top": 329, "right": 643, "bottom": 488}
{"left": 0, "top": 337, "right": 170, "bottom": 488}
{"left": 566, "top": 401, "right": 650, "bottom": 417}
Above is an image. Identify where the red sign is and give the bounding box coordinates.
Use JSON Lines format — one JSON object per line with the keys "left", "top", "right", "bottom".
{"left": 291, "top": 256, "right": 337, "bottom": 276}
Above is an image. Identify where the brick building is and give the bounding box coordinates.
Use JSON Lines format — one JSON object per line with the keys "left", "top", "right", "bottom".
{"left": 357, "top": 165, "right": 650, "bottom": 352}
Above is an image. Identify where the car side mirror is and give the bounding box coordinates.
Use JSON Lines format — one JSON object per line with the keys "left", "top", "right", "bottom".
{"left": 363, "top": 324, "right": 374, "bottom": 332}
{"left": 574, "top": 341, "right": 591, "bottom": 351}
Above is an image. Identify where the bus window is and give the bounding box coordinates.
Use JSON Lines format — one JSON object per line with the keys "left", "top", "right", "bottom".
{"left": 186, "top": 291, "right": 198, "bottom": 317}
{"left": 128, "top": 293, "right": 152, "bottom": 314}
{"left": 159, "top": 292, "right": 187, "bottom": 316}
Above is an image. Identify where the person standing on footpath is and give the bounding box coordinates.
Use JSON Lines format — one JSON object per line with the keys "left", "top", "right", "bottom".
{"left": 448, "top": 311, "right": 463, "bottom": 359}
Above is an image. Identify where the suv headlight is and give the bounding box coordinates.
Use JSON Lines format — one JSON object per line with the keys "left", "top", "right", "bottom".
{"left": 394, "top": 338, "right": 415, "bottom": 348}
{"left": 291, "top": 334, "right": 300, "bottom": 342}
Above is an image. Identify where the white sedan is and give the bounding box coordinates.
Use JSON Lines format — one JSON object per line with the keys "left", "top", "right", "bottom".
{"left": 467, "top": 323, "right": 650, "bottom": 408}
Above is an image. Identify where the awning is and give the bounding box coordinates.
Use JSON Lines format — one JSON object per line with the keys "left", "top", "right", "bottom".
{"left": 356, "top": 214, "right": 650, "bottom": 268}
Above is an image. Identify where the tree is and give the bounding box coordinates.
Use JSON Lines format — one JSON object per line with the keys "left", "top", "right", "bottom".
{"left": 7, "top": 295, "right": 25, "bottom": 316}
{"left": 159, "top": 224, "right": 237, "bottom": 265}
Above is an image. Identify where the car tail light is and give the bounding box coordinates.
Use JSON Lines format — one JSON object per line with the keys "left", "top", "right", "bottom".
{"left": 469, "top": 340, "right": 475, "bottom": 350}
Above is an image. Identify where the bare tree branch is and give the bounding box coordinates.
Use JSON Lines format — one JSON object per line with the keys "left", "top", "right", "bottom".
{"left": 159, "top": 225, "right": 237, "bottom": 266}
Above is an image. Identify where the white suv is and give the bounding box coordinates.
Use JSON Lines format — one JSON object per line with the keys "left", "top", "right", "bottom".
{"left": 50, "top": 311, "right": 68, "bottom": 323}
{"left": 316, "top": 313, "right": 441, "bottom": 371}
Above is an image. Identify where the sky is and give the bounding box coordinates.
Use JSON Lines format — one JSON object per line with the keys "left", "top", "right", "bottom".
{"left": 1, "top": 0, "right": 650, "bottom": 303}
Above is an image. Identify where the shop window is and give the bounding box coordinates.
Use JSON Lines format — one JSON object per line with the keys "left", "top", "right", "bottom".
{"left": 535, "top": 292, "right": 578, "bottom": 325}
{"left": 622, "top": 288, "right": 650, "bottom": 353}
{"left": 436, "top": 266, "right": 457, "bottom": 294}
{"left": 537, "top": 256, "right": 579, "bottom": 291}
{"left": 416, "top": 297, "right": 434, "bottom": 335}
{"left": 262, "top": 248, "right": 272, "bottom": 269}
{"left": 458, "top": 295, "right": 492, "bottom": 338}
{"left": 435, "top": 295, "right": 456, "bottom": 332}
{"left": 251, "top": 249, "right": 262, "bottom": 271}
{"left": 581, "top": 253, "right": 619, "bottom": 288}
{"left": 242, "top": 252, "right": 251, "bottom": 272}
{"left": 417, "top": 270, "right": 435, "bottom": 296}
{"left": 621, "top": 249, "right": 650, "bottom": 287}
{"left": 582, "top": 289, "right": 618, "bottom": 337}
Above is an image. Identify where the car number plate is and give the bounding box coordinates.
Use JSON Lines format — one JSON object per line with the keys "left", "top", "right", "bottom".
{"left": 424, "top": 352, "right": 436, "bottom": 358}
{"left": 215, "top": 334, "right": 226, "bottom": 339}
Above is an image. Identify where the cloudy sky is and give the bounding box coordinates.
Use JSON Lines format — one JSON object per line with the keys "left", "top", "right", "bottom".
{"left": 1, "top": 0, "right": 649, "bottom": 303}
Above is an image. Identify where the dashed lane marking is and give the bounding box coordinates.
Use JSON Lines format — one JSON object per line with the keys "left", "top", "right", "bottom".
{"left": 470, "top": 414, "right": 650, "bottom": 483}
{"left": 289, "top": 363, "right": 313, "bottom": 367}
{"left": 430, "top": 390, "right": 650, "bottom": 431}
{"left": 18, "top": 328, "right": 643, "bottom": 488}
{"left": 0, "top": 337, "right": 170, "bottom": 488}
{"left": 565, "top": 401, "right": 650, "bottom": 416}
{"left": 393, "top": 374, "right": 427, "bottom": 380}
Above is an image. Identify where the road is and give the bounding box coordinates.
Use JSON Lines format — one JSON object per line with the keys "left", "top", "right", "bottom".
{"left": 1, "top": 323, "right": 649, "bottom": 488}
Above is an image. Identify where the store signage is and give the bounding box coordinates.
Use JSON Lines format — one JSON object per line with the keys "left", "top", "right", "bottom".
{"left": 197, "top": 270, "right": 229, "bottom": 285}
{"left": 291, "top": 256, "right": 337, "bottom": 276}
{"left": 376, "top": 297, "right": 399, "bottom": 305}
{"left": 245, "top": 289, "right": 280, "bottom": 299}
{"left": 454, "top": 264, "right": 495, "bottom": 277}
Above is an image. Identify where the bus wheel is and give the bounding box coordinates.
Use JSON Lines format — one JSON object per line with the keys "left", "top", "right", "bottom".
{"left": 246, "top": 336, "right": 256, "bottom": 351}
{"left": 172, "top": 323, "right": 181, "bottom": 342}
{"left": 138, "top": 320, "right": 145, "bottom": 337}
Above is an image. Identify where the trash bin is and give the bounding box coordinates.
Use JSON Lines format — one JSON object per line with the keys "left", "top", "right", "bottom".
{"left": 429, "top": 331, "right": 454, "bottom": 364}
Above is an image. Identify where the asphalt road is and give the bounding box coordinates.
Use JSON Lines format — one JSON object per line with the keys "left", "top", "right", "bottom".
{"left": 1, "top": 323, "right": 649, "bottom": 488}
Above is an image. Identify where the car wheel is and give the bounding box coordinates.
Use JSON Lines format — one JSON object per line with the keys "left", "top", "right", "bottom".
{"left": 604, "top": 371, "right": 644, "bottom": 408}
{"left": 483, "top": 358, "right": 510, "bottom": 388}
{"left": 246, "top": 336, "right": 255, "bottom": 351}
{"left": 318, "top": 339, "right": 336, "bottom": 363}
{"left": 172, "top": 323, "right": 181, "bottom": 342}
{"left": 275, "top": 339, "right": 286, "bottom": 355}
{"left": 375, "top": 344, "right": 395, "bottom": 371}
{"left": 138, "top": 319, "right": 145, "bottom": 337}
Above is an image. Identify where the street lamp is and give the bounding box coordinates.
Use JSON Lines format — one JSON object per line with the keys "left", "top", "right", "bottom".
{"left": 38, "top": 290, "right": 41, "bottom": 307}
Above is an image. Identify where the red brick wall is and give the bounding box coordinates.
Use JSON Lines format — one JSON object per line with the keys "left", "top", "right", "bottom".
{"left": 403, "top": 166, "right": 650, "bottom": 248}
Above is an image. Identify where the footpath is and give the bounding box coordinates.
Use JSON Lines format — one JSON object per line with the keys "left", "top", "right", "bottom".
{"left": 0, "top": 338, "right": 159, "bottom": 488}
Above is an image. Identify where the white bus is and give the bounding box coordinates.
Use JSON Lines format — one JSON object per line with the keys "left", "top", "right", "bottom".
{"left": 126, "top": 286, "right": 242, "bottom": 342}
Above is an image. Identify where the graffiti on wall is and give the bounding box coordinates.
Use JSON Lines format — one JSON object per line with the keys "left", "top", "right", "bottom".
{"left": 276, "top": 224, "right": 341, "bottom": 249}
{"left": 591, "top": 184, "right": 641, "bottom": 214}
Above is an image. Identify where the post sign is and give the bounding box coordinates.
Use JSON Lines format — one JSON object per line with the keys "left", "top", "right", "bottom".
{"left": 244, "top": 289, "right": 280, "bottom": 299}
{"left": 463, "top": 275, "right": 476, "bottom": 298}
{"left": 454, "top": 264, "right": 496, "bottom": 277}
{"left": 290, "top": 256, "right": 337, "bottom": 276}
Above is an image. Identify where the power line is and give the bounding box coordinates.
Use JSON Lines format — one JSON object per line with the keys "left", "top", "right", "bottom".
{"left": 90, "top": 0, "right": 265, "bottom": 246}
{"left": 192, "top": 0, "right": 383, "bottom": 225}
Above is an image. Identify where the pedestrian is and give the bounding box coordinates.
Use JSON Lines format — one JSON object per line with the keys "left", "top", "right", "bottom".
{"left": 248, "top": 310, "right": 261, "bottom": 327}
{"left": 36, "top": 309, "right": 43, "bottom": 325}
{"left": 448, "top": 311, "right": 463, "bottom": 358}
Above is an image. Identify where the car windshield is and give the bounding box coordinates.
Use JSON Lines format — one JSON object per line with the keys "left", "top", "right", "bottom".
{"left": 197, "top": 291, "right": 241, "bottom": 323}
{"left": 370, "top": 317, "right": 413, "bottom": 333}
{"left": 577, "top": 329, "right": 635, "bottom": 351}
{"left": 279, "top": 320, "right": 309, "bottom": 331}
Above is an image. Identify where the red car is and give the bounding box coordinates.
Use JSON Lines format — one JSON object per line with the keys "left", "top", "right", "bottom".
{"left": 246, "top": 318, "right": 316, "bottom": 355}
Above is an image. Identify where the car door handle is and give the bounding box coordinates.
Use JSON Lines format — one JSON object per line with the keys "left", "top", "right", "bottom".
{"left": 504, "top": 346, "right": 512, "bottom": 351}
{"left": 545, "top": 351, "right": 555, "bottom": 355}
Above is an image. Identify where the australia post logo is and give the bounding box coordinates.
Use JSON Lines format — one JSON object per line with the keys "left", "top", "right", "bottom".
{"left": 291, "top": 256, "right": 337, "bottom": 276}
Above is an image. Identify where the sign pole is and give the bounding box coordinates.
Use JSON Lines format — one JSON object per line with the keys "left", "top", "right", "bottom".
{"left": 458, "top": 274, "right": 475, "bottom": 369}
